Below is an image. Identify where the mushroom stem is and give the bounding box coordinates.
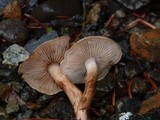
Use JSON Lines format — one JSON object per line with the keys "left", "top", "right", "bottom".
{"left": 79, "top": 58, "right": 98, "bottom": 110}
{"left": 48, "top": 63, "right": 87, "bottom": 120}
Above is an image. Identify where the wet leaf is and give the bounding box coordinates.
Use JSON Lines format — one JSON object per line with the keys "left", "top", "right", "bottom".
{"left": 139, "top": 91, "right": 160, "bottom": 114}
{"left": 86, "top": 3, "right": 101, "bottom": 24}
{"left": 130, "top": 29, "right": 160, "bottom": 62}
{"left": 3, "top": 1, "right": 21, "bottom": 19}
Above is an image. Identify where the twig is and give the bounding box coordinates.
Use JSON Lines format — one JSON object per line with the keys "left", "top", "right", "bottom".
{"left": 121, "top": 18, "right": 157, "bottom": 32}
{"left": 24, "top": 13, "right": 47, "bottom": 30}
{"left": 105, "top": 13, "right": 115, "bottom": 27}
{"left": 128, "top": 79, "right": 134, "bottom": 99}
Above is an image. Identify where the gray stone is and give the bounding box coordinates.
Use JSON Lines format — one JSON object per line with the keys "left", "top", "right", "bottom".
{"left": 2, "top": 44, "right": 30, "bottom": 67}
{"left": 6, "top": 102, "right": 19, "bottom": 114}
{"left": 0, "top": 106, "right": 8, "bottom": 119}
{"left": 24, "top": 30, "right": 58, "bottom": 53}
{"left": 116, "top": 0, "right": 151, "bottom": 10}
{"left": 17, "top": 109, "right": 33, "bottom": 120}
{"left": 12, "top": 82, "right": 24, "bottom": 93}
{"left": 0, "top": 19, "right": 28, "bottom": 43}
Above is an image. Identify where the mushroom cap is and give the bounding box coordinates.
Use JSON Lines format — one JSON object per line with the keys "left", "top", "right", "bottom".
{"left": 18, "top": 36, "right": 70, "bottom": 95}
{"left": 61, "top": 36, "right": 122, "bottom": 83}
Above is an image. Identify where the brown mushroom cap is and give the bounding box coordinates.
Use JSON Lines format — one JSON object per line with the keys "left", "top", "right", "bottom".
{"left": 61, "top": 36, "right": 122, "bottom": 83}
{"left": 18, "top": 36, "right": 70, "bottom": 95}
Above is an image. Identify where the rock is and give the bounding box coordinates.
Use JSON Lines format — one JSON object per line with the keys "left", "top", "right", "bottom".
{"left": 12, "top": 82, "right": 24, "bottom": 93}
{"left": 0, "top": 65, "right": 21, "bottom": 82}
{"left": 154, "top": 19, "right": 160, "bottom": 28}
{"left": 2, "top": 44, "right": 30, "bottom": 67}
{"left": 17, "top": 109, "right": 33, "bottom": 120}
{"left": 149, "top": 70, "right": 160, "bottom": 83}
{"left": 0, "top": 54, "right": 2, "bottom": 62}
{"left": 92, "top": 97, "right": 110, "bottom": 109}
{"left": 24, "top": 31, "right": 58, "bottom": 53}
{"left": 116, "top": 96, "right": 141, "bottom": 113}
{"left": 0, "top": 106, "right": 9, "bottom": 119}
{"left": 118, "top": 39, "right": 130, "bottom": 58}
{"left": 50, "top": 15, "right": 83, "bottom": 29}
{"left": 86, "top": 3, "right": 101, "bottom": 24}
{"left": 0, "top": 19, "right": 28, "bottom": 43}
{"left": 115, "top": 79, "right": 128, "bottom": 97}
{"left": 27, "top": 0, "right": 38, "bottom": 7}
{"left": 130, "top": 77, "right": 147, "bottom": 97}
{"left": 20, "top": 86, "right": 39, "bottom": 102}
{"left": 144, "top": 90, "right": 157, "bottom": 100}
{"left": 130, "top": 29, "right": 160, "bottom": 62}
{"left": 116, "top": 0, "right": 151, "bottom": 10}
{"left": 96, "top": 73, "right": 114, "bottom": 97}
{"left": 119, "top": 112, "right": 132, "bottom": 120}
{"left": 6, "top": 101, "right": 19, "bottom": 114}
{"left": 0, "top": 83, "right": 12, "bottom": 102}
{"left": 6, "top": 91, "right": 26, "bottom": 106}
{"left": 30, "top": 0, "right": 82, "bottom": 22}
{"left": 124, "top": 61, "right": 144, "bottom": 79}
{"left": 39, "top": 97, "right": 74, "bottom": 119}
{"left": 36, "top": 94, "right": 54, "bottom": 105}
{"left": 130, "top": 107, "right": 160, "bottom": 120}
{"left": 0, "top": 66, "right": 12, "bottom": 81}
{"left": 115, "top": 9, "right": 126, "bottom": 18}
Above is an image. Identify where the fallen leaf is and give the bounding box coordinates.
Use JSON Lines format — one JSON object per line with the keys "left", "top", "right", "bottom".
{"left": 86, "top": 3, "right": 101, "bottom": 24}
{"left": 139, "top": 91, "right": 160, "bottom": 114}
{"left": 3, "top": 1, "right": 21, "bottom": 19}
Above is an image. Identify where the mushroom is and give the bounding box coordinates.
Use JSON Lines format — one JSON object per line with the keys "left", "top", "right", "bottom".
{"left": 61, "top": 36, "right": 122, "bottom": 110}
{"left": 18, "top": 36, "right": 86, "bottom": 119}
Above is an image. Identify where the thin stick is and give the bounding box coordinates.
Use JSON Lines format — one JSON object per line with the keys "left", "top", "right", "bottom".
{"left": 112, "top": 88, "right": 116, "bottom": 106}
{"left": 123, "top": 18, "right": 156, "bottom": 32}
{"left": 105, "top": 13, "right": 115, "bottom": 27}
{"left": 128, "top": 79, "right": 134, "bottom": 99}
{"left": 24, "top": 13, "right": 47, "bottom": 30}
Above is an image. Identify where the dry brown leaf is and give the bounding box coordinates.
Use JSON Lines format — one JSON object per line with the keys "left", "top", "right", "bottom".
{"left": 130, "top": 29, "right": 160, "bottom": 62}
{"left": 139, "top": 91, "right": 160, "bottom": 114}
{"left": 3, "top": 1, "right": 21, "bottom": 19}
{"left": 86, "top": 3, "right": 101, "bottom": 24}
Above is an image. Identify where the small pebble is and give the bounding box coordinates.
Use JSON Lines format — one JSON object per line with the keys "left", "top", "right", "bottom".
{"left": 2, "top": 44, "right": 30, "bottom": 67}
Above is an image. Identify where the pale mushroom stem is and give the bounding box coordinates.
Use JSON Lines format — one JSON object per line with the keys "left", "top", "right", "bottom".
{"left": 79, "top": 58, "right": 98, "bottom": 110}
{"left": 48, "top": 63, "right": 87, "bottom": 120}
